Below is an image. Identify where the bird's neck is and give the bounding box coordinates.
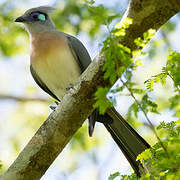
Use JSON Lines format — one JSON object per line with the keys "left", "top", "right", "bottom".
{"left": 25, "top": 23, "right": 56, "bottom": 36}
{"left": 29, "top": 30, "right": 66, "bottom": 64}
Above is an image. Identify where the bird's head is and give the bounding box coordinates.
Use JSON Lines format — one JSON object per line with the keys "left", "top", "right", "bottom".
{"left": 15, "top": 6, "right": 56, "bottom": 34}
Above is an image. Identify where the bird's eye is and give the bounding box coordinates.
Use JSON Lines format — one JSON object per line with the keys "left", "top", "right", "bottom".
{"left": 30, "top": 12, "right": 46, "bottom": 21}
{"left": 38, "top": 14, "right": 46, "bottom": 21}
{"left": 33, "top": 14, "right": 38, "bottom": 19}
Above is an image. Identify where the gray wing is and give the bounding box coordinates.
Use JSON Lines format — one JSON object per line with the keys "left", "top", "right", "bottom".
{"left": 30, "top": 65, "right": 60, "bottom": 102}
{"left": 65, "top": 34, "right": 92, "bottom": 73}
{"left": 64, "top": 34, "right": 96, "bottom": 135}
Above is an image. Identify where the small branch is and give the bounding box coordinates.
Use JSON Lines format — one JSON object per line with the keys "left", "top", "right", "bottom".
{"left": 0, "top": 94, "right": 49, "bottom": 102}
{"left": 120, "top": 79, "right": 170, "bottom": 158}
{"left": 143, "top": 122, "right": 155, "bottom": 129}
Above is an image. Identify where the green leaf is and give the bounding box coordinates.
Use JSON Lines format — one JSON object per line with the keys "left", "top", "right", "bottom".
{"left": 107, "top": 14, "right": 121, "bottom": 24}
{"left": 140, "top": 94, "right": 158, "bottom": 114}
{"left": 94, "top": 87, "right": 113, "bottom": 114}
{"left": 134, "top": 29, "right": 156, "bottom": 49}
{"left": 137, "top": 149, "right": 152, "bottom": 163}
{"left": 144, "top": 73, "right": 167, "bottom": 92}
{"left": 109, "top": 172, "right": 120, "bottom": 180}
{"left": 166, "top": 51, "right": 180, "bottom": 89}
{"left": 84, "top": 0, "right": 95, "bottom": 5}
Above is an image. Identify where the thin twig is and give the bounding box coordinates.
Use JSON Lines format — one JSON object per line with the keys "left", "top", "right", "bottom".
{"left": 120, "top": 79, "right": 170, "bottom": 158}
{"left": 0, "top": 94, "right": 50, "bottom": 102}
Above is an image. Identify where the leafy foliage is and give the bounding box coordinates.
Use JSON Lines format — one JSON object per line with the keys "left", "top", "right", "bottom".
{"left": 145, "top": 51, "right": 180, "bottom": 92}
{"left": 94, "top": 87, "right": 113, "bottom": 114}
{"left": 107, "top": 47, "right": 180, "bottom": 179}
{"left": 110, "top": 121, "right": 180, "bottom": 180}
{"left": 108, "top": 49, "right": 180, "bottom": 179}
{"left": 119, "top": 51, "right": 180, "bottom": 180}
{"left": 94, "top": 17, "right": 133, "bottom": 113}
{"left": 165, "top": 51, "right": 180, "bottom": 89}
{"left": 0, "top": 4, "right": 27, "bottom": 57}
{"left": 85, "top": 3, "right": 180, "bottom": 179}
{"left": 134, "top": 29, "right": 156, "bottom": 49}
{"left": 109, "top": 172, "right": 138, "bottom": 180}
{"left": 109, "top": 172, "right": 120, "bottom": 180}
{"left": 137, "top": 121, "right": 180, "bottom": 179}
{"left": 140, "top": 94, "right": 158, "bottom": 114}
{"left": 144, "top": 73, "right": 167, "bottom": 92}
{"left": 52, "top": 0, "right": 117, "bottom": 38}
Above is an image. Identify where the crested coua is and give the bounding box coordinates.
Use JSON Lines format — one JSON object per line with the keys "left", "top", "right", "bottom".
{"left": 15, "top": 6, "right": 150, "bottom": 176}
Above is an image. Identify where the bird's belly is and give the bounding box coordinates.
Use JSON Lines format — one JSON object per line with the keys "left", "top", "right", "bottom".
{"left": 31, "top": 49, "right": 81, "bottom": 99}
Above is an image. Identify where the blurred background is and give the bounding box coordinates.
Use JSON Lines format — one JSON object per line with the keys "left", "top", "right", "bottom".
{"left": 0, "top": 0, "right": 180, "bottom": 179}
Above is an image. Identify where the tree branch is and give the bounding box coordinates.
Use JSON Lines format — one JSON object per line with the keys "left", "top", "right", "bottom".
{"left": 0, "top": 94, "right": 49, "bottom": 102}
{"left": 120, "top": 0, "right": 180, "bottom": 49}
{"left": 1, "top": 0, "right": 179, "bottom": 179}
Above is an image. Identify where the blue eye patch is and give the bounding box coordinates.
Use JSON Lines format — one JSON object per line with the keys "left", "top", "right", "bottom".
{"left": 30, "top": 12, "right": 47, "bottom": 21}
{"left": 38, "top": 14, "right": 46, "bottom": 21}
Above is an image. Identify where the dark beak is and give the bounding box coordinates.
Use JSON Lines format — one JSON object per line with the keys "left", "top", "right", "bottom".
{"left": 15, "top": 16, "right": 26, "bottom": 22}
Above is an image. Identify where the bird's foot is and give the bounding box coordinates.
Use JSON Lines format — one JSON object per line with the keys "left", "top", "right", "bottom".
{"left": 66, "top": 84, "right": 74, "bottom": 91}
{"left": 49, "top": 101, "right": 59, "bottom": 111}
{"left": 50, "top": 105, "right": 56, "bottom": 110}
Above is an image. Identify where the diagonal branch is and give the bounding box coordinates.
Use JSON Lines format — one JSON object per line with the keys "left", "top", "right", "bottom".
{"left": 0, "top": 94, "right": 49, "bottom": 102}
{"left": 1, "top": 0, "right": 179, "bottom": 179}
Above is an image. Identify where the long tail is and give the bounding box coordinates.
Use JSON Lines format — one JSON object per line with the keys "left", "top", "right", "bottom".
{"left": 89, "top": 108, "right": 150, "bottom": 176}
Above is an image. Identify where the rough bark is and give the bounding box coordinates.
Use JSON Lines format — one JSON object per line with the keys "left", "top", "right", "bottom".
{"left": 1, "top": 0, "right": 179, "bottom": 179}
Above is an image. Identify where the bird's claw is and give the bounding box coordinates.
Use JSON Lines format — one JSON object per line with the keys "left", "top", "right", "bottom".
{"left": 49, "top": 101, "right": 59, "bottom": 111}
{"left": 50, "top": 105, "right": 56, "bottom": 110}
{"left": 66, "top": 84, "right": 74, "bottom": 91}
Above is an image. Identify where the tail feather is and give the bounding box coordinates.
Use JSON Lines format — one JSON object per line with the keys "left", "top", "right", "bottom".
{"left": 104, "top": 124, "right": 141, "bottom": 175}
{"left": 89, "top": 108, "right": 150, "bottom": 176}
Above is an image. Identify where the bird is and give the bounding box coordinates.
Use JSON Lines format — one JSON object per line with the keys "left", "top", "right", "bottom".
{"left": 15, "top": 6, "right": 150, "bottom": 176}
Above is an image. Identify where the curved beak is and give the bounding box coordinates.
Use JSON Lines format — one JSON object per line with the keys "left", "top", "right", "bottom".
{"left": 15, "top": 16, "right": 26, "bottom": 23}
